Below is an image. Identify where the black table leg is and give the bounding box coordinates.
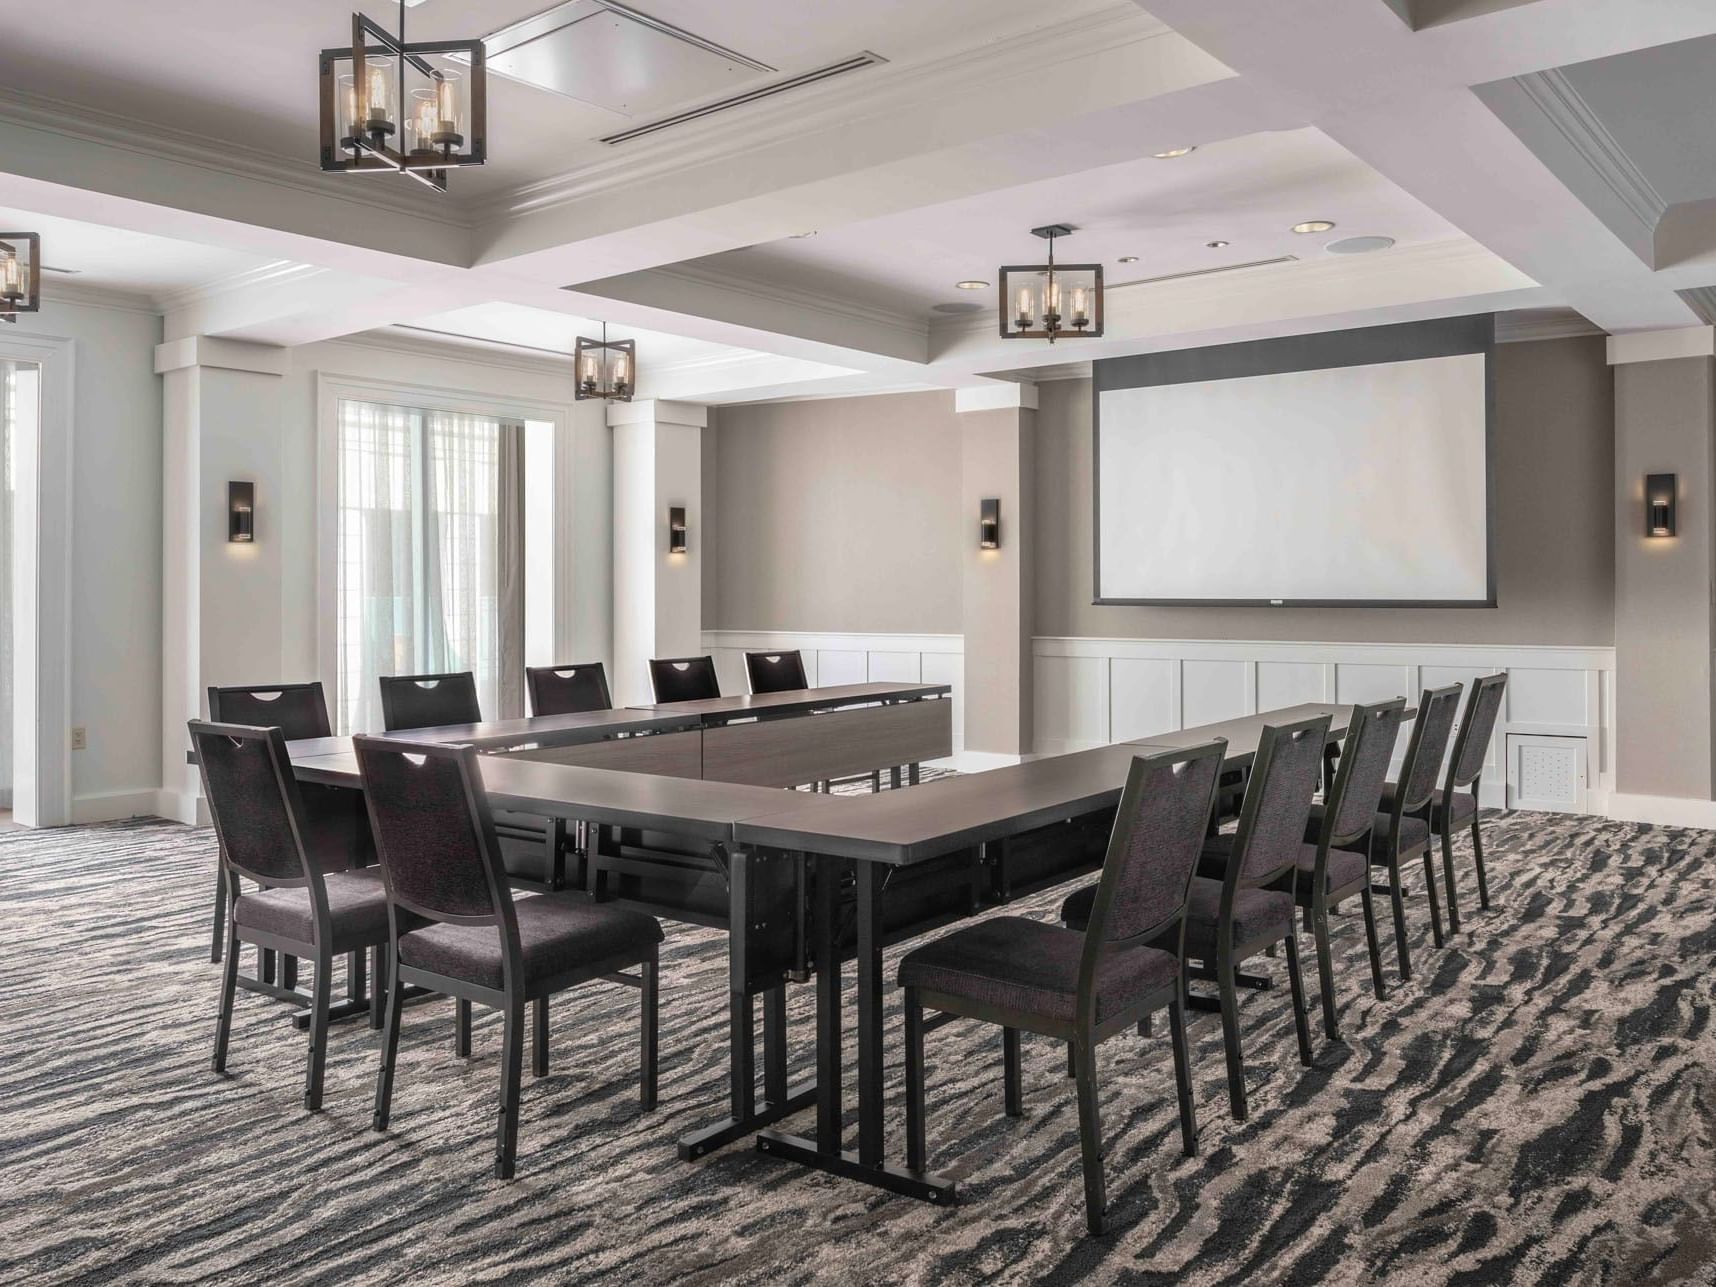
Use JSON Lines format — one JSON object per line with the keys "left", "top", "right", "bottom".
{"left": 764, "top": 985, "right": 788, "bottom": 1105}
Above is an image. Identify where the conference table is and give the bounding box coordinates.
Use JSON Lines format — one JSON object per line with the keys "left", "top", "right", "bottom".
{"left": 256, "top": 690, "right": 1367, "bottom": 1203}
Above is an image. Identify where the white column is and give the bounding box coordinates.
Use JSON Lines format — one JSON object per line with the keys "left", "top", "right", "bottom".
{"left": 955, "top": 384, "right": 1037, "bottom": 761}
{"left": 156, "top": 336, "right": 289, "bottom": 822}
{"left": 609, "top": 399, "right": 705, "bottom": 706}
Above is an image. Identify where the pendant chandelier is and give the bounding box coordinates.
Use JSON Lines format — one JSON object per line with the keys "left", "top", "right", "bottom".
{"left": 0, "top": 232, "right": 40, "bottom": 323}
{"left": 574, "top": 324, "right": 636, "bottom": 402}
{"left": 998, "top": 224, "right": 1103, "bottom": 342}
{"left": 319, "top": 3, "right": 488, "bottom": 193}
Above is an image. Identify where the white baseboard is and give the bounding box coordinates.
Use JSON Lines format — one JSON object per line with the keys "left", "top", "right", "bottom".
{"left": 71, "top": 788, "right": 171, "bottom": 825}
{"left": 1604, "top": 792, "right": 1716, "bottom": 830}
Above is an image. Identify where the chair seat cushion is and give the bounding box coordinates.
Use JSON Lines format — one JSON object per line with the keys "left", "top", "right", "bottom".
{"left": 397, "top": 893, "right": 662, "bottom": 995}
{"left": 898, "top": 915, "right": 1177, "bottom": 1026}
{"left": 1379, "top": 783, "right": 1477, "bottom": 832}
{"left": 1182, "top": 876, "right": 1294, "bottom": 960}
{"left": 232, "top": 867, "right": 390, "bottom": 954}
{"left": 1308, "top": 803, "right": 1431, "bottom": 861}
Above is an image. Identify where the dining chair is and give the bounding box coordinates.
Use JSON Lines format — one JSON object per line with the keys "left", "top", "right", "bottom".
{"left": 1068, "top": 714, "right": 1330, "bottom": 1122}
{"left": 525, "top": 662, "right": 612, "bottom": 716}
{"left": 1366, "top": 683, "right": 1464, "bottom": 980}
{"left": 900, "top": 741, "right": 1225, "bottom": 1236}
{"left": 356, "top": 735, "right": 663, "bottom": 1180}
{"left": 204, "top": 682, "right": 364, "bottom": 984}
{"left": 647, "top": 655, "right": 720, "bottom": 704}
{"left": 744, "top": 650, "right": 809, "bottom": 694}
{"left": 193, "top": 720, "right": 392, "bottom": 1112}
{"left": 378, "top": 670, "right": 482, "bottom": 732}
{"left": 1387, "top": 673, "right": 1506, "bottom": 934}
{"left": 1293, "top": 699, "right": 1409, "bottom": 1039}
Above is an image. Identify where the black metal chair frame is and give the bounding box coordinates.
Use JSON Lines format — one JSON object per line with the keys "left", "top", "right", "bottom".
{"left": 357, "top": 736, "right": 659, "bottom": 1180}
{"left": 378, "top": 669, "right": 482, "bottom": 733}
{"left": 1370, "top": 683, "right": 1464, "bottom": 980}
{"left": 1192, "top": 714, "right": 1328, "bottom": 1122}
{"left": 903, "top": 740, "right": 1226, "bottom": 1236}
{"left": 647, "top": 655, "right": 720, "bottom": 704}
{"left": 195, "top": 720, "right": 388, "bottom": 1112}
{"left": 1434, "top": 673, "right": 1507, "bottom": 933}
{"left": 525, "top": 662, "right": 613, "bottom": 716}
{"left": 1300, "top": 699, "right": 1408, "bottom": 1039}
{"left": 744, "top": 650, "right": 809, "bottom": 694}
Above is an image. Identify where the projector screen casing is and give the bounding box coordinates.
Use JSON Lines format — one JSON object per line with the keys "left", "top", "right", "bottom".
{"left": 1092, "top": 314, "right": 1496, "bottom": 608}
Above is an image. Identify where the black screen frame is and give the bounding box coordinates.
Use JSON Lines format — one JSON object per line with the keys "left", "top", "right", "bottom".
{"left": 1091, "top": 313, "right": 1497, "bottom": 609}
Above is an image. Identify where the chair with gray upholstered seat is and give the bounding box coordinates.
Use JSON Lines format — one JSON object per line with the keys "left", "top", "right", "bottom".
{"left": 378, "top": 670, "right": 482, "bottom": 732}
{"left": 744, "top": 650, "right": 809, "bottom": 694}
{"left": 1364, "top": 683, "right": 1463, "bottom": 980}
{"left": 193, "top": 720, "right": 393, "bottom": 1112}
{"left": 647, "top": 655, "right": 720, "bottom": 704}
{"left": 1067, "top": 713, "right": 1329, "bottom": 1122}
{"left": 525, "top": 662, "right": 612, "bottom": 716}
{"left": 900, "top": 740, "right": 1225, "bottom": 1236}
{"left": 356, "top": 735, "right": 662, "bottom": 1180}
{"left": 1380, "top": 673, "right": 1505, "bottom": 936}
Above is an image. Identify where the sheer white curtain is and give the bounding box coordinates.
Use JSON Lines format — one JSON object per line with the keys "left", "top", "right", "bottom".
{"left": 335, "top": 399, "right": 523, "bottom": 734}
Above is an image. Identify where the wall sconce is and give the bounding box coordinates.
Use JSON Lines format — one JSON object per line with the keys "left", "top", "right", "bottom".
{"left": 228, "top": 481, "right": 255, "bottom": 543}
{"left": 668, "top": 505, "right": 687, "bottom": 554}
{"left": 979, "top": 498, "right": 1001, "bottom": 549}
{"left": 1646, "top": 473, "right": 1676, "bottom": 537}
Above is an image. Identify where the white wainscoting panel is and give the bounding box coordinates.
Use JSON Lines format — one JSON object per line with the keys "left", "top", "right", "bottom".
{"left": 704, "top": 631, "right": 966, "bottom": 752}
{"left": 1033, "top": 637, "right": 1616, "bottom": 813}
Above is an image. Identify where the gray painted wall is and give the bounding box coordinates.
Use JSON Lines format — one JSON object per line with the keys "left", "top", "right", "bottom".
{"left": 708, "top": 391, "right": 963, "bottom": 633}
{"left": 1039, "top": 336, "right": 1615, "bottom": 643}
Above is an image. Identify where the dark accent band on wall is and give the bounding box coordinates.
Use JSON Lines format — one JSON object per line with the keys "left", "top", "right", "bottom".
{"left": 1091, "top": 313, "right": 1498, "bottom": 609}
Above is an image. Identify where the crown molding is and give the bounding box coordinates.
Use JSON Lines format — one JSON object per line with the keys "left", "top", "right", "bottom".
{"left": 1494, "top": 307, "right": 1604, "bottom": 343}
{"left": 0, "top": 86, "right": 474, "bottom": 231}
{"left": 344, "top": 327, "right": 577, "bottom": 378}
{"left": 1512, "top": 69, "right": 1668, "bottom": 233}
{"left": 474, "top": 5, "right": 1171, "bottom": 223}
{"left": 1674, "top": 287, "right": 1716, "bottom": 327}
{"left": 155, "top": 260, "right": 326, "bottom": 316}
{"left": 631, "top": 263, "right": 927, "bottom": 344}
{"left": 39, "top": 278, "right": 159, "bottom": 315}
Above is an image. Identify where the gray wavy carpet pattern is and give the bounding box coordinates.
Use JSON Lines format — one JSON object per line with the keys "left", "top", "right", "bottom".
{"left": 2, "top": 810, "right": 1714, "bottom": 1285}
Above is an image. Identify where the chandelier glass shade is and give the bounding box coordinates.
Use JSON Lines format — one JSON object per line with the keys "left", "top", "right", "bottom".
{"left": 998, "top": 224, "right": 1103, "bottom": 342}
{"left": 574, "top": 325, "right": 636, "bottom": 402}
{"left": 0, "top": 232, "right": 40, "bottom": 323}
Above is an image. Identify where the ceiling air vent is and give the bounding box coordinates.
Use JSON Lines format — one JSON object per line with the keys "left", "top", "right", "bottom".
{"left": 1113, "top": 256, "right": 1298, "bottom": 290}
{"left": 600, "top": 52, "right": 888, "bottom": 145}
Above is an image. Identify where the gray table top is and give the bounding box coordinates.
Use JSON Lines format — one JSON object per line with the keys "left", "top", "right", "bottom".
{"left": 627, "top": 681, "right": 950, "bottom": 721}
{"left": 1124, "top": 702, "right": 1353, "bottom": 761}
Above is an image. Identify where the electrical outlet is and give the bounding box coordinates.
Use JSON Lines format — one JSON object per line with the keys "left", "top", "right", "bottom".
{"left": 70, "top": 726, "right": 87, "bottom": 751}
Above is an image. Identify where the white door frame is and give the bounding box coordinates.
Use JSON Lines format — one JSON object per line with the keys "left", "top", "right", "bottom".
{"left": 0, "top": 331, "right": 73, "bottom": 827}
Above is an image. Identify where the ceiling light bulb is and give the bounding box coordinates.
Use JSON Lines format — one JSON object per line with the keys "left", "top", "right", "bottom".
{"left": 1206, "top": 240, "right": 1229, "bottom": 248}
{"left": 1152, "top": 147, "right": 1196, "bottom": 158}
{"left": 955, "top": 280, "right": 989, "bottom": 290}
{"left": 1117, "top": 255, "right": 1139, "bottom": 264}
{"left": 1291, "top": 220, "right": 1336, "bottom": 234}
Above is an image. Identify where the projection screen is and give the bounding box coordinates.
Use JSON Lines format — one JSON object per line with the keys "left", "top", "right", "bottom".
{"left": 1094, "top": 320, "right": 1493, "bottom": 606}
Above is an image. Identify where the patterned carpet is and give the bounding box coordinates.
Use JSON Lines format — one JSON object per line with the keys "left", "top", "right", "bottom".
{"left": 2, "top": 808, "right": 1714, "bottom": 1286}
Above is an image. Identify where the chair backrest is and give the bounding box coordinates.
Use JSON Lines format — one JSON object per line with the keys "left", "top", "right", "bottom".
{"left": 648, "top": 655, "right": 720, "bottom": 704}
{"left": 1321, "top": 699, "right": 1410, "bottom": 848}
{"left": 1446, "top": 673, "right": 1506, "bottom": 791}
{"left": 207, "top": 682, "right": 331, "bottom": 740}
{"left": 1223, "top": 713, "right": 1332, "bottom": 897}
{"left": 378, "top": 670, "right": 482, "bottom": 732}
{"left": 352, "top": 736, "right": 515, "bottom": 935}
{"left": 1394, "top": 683, "right": 1464, "bottom": 813}
{"left": 526, "top": 662, "right": 612, "bottom": 716}
{"left": 745, "top": 650, "right": 809, "bottom": 695}
{"left": 1079, "top": 741, "right": 1227, "bottom": 955}
{"left": 190, "top": 720, "right": 317, "bottom": 891}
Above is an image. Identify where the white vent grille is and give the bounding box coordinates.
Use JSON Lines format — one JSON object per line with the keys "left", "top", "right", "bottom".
{"left": 600, "top": 52, "right": 887, "bottom": 144}
{"left": 1507, "top": 734, "right": 1586, "bottom": 813}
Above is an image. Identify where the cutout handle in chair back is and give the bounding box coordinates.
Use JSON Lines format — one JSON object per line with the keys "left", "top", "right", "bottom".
{"left": 1328, "top": 699, "right": 1410, "bottom": 843}
{"left": 378, "top": 670, "right": 482, "bottom": 732}
{"left": 1231, "top": 715, "right": 1332, "bottom": 885}
{"left": 1449, "top": 674, "right": 1506, "bottom": 789}
{"left": 207, "top": 682, "right": 332, "bottom": 740}
{"left": 1397, "top": 683, "right": 1464, "bottom": 810}
{"left": 352, "top": 736, "right": 503, "bottom": 923}
{"left": 745, "top": 649, "right": 808, "bottom": 694}
{"left": 190, "top": 720, "right": 313, "bottom": 886}
{"left": 1086, "top": 740, "right": 1226, "bottom": 946}
{"left": 648, "top": 655, "right": 720, "bottom": 703}
{"left": 525, "top": 662, "right": 612, "bottom": 716}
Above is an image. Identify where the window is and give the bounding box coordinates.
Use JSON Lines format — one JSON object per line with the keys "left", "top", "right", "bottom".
{"left": 335, "top": 398, "right": 524, "bottom": 734}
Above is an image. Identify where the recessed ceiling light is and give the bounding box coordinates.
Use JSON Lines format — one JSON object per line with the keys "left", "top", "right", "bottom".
{"left": 789, "top": 230, "right": 818, "bottom": 239}
{"left": 932, "top": 301, "right": 983, "bottom": 315}
{"left": 1117, "top": 255, "right": 1139, "bottom": 264}
{"left": 1325, "top": 235, "right": 1395, "bottom": 255}
{"left": 1291, "top": 220, "right": 1337, "bottom": 234}
{"left": 955, "top": 279, "right": 989, "bottom": 290}
{"left": 1205, "top": 240, "right": 1230, "bottom": 249}
{"left": 1152, "top": 147, "right": 1196, "bottom": 159}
